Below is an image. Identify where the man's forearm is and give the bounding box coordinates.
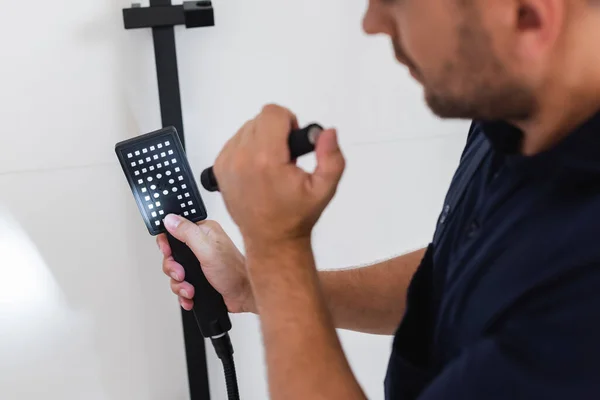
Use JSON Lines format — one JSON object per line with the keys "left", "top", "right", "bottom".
{"left": 246, "top": 237, "right": 366, "bottom": 400}
{"left": 319, "top": 247, "right": 426, "bottom": 335}
{"left": 244, "top": 246, "right": 426, "bottom": 335}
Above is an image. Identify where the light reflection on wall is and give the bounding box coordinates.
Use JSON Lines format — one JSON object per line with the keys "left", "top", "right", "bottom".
{"left": 0, "top": 206, "right": 107, "bottom": 399}
{"left": 0, "top": 206, "right": 70, "bottom": 361}
{"left": 0, "top": 209, "right": 66, "bottom": 314}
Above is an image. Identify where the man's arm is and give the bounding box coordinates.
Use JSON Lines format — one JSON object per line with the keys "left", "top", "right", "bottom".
{"left": 246, "top": 237, "right": 367, "bottom": 400}
{"left": 160, "top": 218, "right": 425, "bottom": 336}
{"left": 162, "top": 105, "right": 423, "bottom": 399}
{"left": 319, "top": 247, "right": 426, "bottom": 335}
{"left": 245, "top": 245, "right": 426, "bottom": 399}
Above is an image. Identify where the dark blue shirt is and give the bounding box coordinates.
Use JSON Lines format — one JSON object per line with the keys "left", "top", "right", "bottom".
{"left": 385, "top": 111, "right": 600, "bottom": 399}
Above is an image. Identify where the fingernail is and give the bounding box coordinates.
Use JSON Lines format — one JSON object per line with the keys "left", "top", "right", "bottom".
{"left": 170, "top": 272, "right": 179, "bottom": 281}
{"left": 164, "top": 214, "right": 181, "bottom": 231}
{"left": 179, "top": 289, "right": 189, "bottom": 299}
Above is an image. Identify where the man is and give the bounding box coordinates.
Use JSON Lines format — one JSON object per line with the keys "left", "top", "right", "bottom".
{"left": 157, "top": 0, "right": 600, "bottom": 398}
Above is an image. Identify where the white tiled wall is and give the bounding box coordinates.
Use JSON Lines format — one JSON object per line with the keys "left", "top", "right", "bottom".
{"left": 0, "top": 0, "right": 470, "bottom": 399}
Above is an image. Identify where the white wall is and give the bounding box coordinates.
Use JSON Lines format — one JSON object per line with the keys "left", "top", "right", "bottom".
{"left": 0, "top": 0, "right": 470, "bottom": 399}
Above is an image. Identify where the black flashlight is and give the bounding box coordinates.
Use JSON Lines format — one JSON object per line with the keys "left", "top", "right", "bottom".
{"left": 200, "top": 123, "right": 323, "bottom": 192}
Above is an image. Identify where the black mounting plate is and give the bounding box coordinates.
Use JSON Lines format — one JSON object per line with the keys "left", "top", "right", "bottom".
{"left": 123, "top": 1, "right": 215, "bottom": 30}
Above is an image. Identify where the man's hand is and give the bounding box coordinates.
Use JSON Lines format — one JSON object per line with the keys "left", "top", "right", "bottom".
{"left": 157, "top": 218, "right": 255, "bottom": 314}
{"left": 213, "top": 104, "right": 345, "bottom": 249}
{"left": 209, "top": 104, "right": 364, "bottom": 400}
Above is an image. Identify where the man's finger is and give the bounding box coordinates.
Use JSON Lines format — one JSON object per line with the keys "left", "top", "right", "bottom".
{"left": 213, "top": 122, "right": 247, "bottom": 193}
{"left": 180, "top": 298, "right": 194, "bottom": 311}
{"left": 162, "top": 214, "right": 214, "bottom": 262}
{"left": 236, "top": 119, "right": 258, "bottom": 156}
{"left": 311, "top": 128, "right": 345, "bottom": 196}
{"left": 162, "top": 258, "right": 185, "bottom": 282}
{"left": 156, "top": 234, "right": 172, "bottom": 258}
{"left": 170, "top": 279, "right": 195, "bottom": 300}
{"left": 255, "top": 104, "right": 299, "bottom": 164}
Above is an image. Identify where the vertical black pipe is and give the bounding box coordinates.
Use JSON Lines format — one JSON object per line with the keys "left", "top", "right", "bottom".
{"left": 149, "top": 1, "right": 209, "bottom": 399}
{"left": 150, "top": 0, "right": 186, "bottom": 148}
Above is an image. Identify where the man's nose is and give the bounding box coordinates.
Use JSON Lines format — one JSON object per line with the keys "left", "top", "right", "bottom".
{"left": 362, "top": 4, "right": 393, "bottom": 36}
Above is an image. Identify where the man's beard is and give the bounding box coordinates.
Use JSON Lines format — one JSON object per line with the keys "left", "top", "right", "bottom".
{"left": 394, "top": 21, "right": 537, "bottom": 122}
{"left": 423, "top": 69, "right": 536, "bottom": 121}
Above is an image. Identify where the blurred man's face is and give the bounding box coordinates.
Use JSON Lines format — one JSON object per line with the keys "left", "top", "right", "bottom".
{"left": 362, "top": 0, "right": 540, "bottom": 121}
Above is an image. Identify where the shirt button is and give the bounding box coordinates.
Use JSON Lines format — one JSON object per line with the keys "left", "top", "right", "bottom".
{"left": 440, "top": 205, "right": 451, "bottom": 225}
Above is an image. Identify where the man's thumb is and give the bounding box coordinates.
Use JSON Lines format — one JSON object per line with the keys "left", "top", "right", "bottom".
{"left": 312, "top": 128, "right": 345, "bottom": 193}
{"left": 163, "top": 214, "right": 210, "bottom": 256}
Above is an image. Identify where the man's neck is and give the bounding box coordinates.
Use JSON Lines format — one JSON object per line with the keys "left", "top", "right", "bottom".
{"left": 513, "top": 91, "right": 600, "bottom": 156}
{"left": 511, "top": 15, "right": 600, "bottom": 156}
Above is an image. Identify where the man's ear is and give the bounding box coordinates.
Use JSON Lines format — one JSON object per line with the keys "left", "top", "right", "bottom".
{"left": 513, "top": 0, "right": 565, "bottom": 61}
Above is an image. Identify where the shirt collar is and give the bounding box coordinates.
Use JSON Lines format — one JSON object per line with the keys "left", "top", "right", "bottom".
{"left": 478, "top": 109, "right": 600, "bottom": 176}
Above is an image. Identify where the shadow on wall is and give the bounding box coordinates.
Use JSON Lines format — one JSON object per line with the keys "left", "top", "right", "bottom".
{"left": 0, "top": 207, "right": 108, "bottom": 399}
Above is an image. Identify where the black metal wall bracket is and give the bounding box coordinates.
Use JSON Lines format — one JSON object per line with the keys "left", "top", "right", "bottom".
{"left": 123, "top": 1, "right": 215, "bottom": 30}
{"left": 122, "top": 1, "right": 215, "bottom": 399}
